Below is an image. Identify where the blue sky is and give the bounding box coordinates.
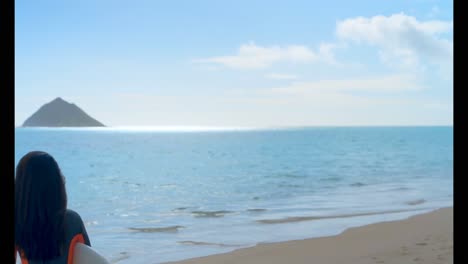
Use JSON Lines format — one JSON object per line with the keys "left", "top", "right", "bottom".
{"left": 15, "top": 0, "right": 453, "bottom": 127}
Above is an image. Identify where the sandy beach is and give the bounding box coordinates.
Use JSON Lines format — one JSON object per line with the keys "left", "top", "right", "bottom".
{"left": 166, "top": 207, "right": 453, "bottom": 264}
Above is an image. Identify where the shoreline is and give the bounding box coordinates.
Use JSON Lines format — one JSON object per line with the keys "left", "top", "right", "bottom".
{"left": 165, "top": 207, "right": 453, "bottom": 264}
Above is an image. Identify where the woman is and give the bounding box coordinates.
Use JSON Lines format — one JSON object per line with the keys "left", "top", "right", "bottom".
{"left": 15, "top": 151, "right": 91, "bottom": 264}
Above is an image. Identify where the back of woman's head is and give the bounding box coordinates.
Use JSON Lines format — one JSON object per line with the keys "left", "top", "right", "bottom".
{"left": 15, "top": 151, "right": 68, "bottom": 260}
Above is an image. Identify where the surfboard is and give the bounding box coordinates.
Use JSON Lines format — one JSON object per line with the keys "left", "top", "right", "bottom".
{"left": 73, "top": 243, "right": 110, "bottom": 264}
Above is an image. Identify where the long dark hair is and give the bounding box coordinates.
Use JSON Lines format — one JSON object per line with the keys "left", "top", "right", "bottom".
{"left": 15, "top": 151, "right": 68, "bottom": 260}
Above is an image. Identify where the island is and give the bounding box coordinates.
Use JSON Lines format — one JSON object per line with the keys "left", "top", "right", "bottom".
{"left": 22, "top": 97, "right": 105, "bottom": 127}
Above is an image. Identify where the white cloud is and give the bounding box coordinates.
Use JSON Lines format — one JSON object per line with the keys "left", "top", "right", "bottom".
{"left": 193, "top": 42, "right": 348, "bottom": 70}
{"left": 265, "top": 73, "right": 298, "bottom": 80}
{"left": 318, "top": 43, "right": 340, "bottom": 65}
{"left": 194, "top": 13, "right": 453, "bottom": 74}
{"left": 336, "top": 13, "right": 453, "bottom": 75}
{"left": 270, "top": 74, "right": 423, "bottom": 94}
{"left": 194, "top": 42, "right": 326, "bottom": 69}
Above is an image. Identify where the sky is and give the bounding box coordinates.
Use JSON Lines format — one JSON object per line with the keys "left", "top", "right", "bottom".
{"left": 15, "top": 0, "right": 453, "bottom": 127}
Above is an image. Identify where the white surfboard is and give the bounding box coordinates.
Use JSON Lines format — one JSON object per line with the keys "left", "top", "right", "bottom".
{"left": 73, "top": 243, "right": 110, "bottom": 264}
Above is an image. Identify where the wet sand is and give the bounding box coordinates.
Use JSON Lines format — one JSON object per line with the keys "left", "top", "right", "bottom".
{"left": 166, "top": 207, "right": 453, "bottom": 264}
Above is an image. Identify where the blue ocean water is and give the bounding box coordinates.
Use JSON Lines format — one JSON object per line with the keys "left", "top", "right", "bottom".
{"left": 15, "top": 127, "right": 453, "bottom": 263}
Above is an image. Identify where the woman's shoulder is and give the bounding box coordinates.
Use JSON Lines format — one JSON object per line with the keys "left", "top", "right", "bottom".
{"left": 66, "top": 208, "right": 82, "bottom": 218}
{"left": 65, "top": 209, "right": 85, "bottom": 225}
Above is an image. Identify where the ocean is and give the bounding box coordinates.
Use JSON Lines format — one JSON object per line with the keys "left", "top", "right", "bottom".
{"left": 14, "top": 126, "right": 453, "bottom": 263}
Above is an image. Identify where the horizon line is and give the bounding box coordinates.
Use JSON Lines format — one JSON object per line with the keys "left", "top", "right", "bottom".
{"left": 14, "top": 124, "right": 454, "bottom": 131}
